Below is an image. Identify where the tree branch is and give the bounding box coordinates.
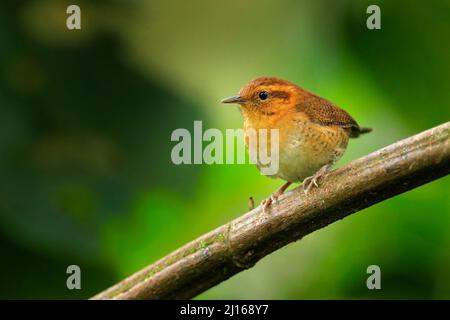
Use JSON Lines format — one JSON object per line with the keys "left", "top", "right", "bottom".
{"left": 92, "top": 121, "right": 450, "bottom": 300}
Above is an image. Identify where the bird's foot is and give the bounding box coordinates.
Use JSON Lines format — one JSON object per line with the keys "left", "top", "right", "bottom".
{"left": 261, "top": 193, "right": 280, "bottom": 212}
{"left": 303, "top": 164, "right": 332, "bottom": 194}
{"left": 261, "top": 196, "right": 275, "bottom": 212}
{"left": 261, "top": 182, "right": 292, "bottom": 212}
{"left": 302, "top": 175, "right": 321, "bottom": 194}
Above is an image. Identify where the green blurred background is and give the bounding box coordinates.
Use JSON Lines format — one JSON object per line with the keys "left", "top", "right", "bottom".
{"left": 0, "top": 0, "right": 449, "bottom": 299}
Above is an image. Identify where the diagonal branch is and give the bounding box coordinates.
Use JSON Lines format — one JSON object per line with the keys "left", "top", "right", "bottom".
{"left": 92, "top": 121, "right": 450, "bottom": 300}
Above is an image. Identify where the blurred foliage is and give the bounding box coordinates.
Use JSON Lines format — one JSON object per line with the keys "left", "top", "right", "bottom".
{"left": 0, "top": 0, "right": 448, "bottom": 299}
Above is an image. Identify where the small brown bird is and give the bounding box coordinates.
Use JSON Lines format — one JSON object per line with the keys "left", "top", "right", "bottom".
{"left": 222, "top": 76, "right": 372, "bottom": 210}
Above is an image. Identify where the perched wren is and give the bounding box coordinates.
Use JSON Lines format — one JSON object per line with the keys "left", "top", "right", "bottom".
{"left": 221, "top": 76, "right": 372, "bottom": 210}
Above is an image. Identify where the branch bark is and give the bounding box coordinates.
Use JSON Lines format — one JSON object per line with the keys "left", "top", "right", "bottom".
{"left": 92, "top": 121, "right": 450, "bottom": 300}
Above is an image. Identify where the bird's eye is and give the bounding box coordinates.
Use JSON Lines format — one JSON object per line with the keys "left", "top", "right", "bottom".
{"left": 258, "top": 91, "right": 269, "bottom": 101}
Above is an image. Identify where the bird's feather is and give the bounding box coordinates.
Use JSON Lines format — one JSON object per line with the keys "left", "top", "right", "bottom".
{"left": 296, "top": 92, "right": 369, "bottom": 138}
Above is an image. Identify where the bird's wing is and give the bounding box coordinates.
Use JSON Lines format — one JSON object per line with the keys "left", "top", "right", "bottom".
{"left": 296, "top": 93, "right": 363, "bottom": 137}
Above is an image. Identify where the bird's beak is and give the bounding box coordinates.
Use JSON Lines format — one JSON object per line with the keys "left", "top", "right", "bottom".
{"left": 221, "top": 95, "right": 244, "bottom": 104}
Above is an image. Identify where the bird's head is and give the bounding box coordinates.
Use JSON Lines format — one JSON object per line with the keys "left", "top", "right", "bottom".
{"left": 221, "top": 76, "right": 299, "bottom": 117}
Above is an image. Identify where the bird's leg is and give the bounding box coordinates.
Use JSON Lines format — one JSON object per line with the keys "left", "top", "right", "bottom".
{"left": 261, "top": 181, "right": 292, "bottom": 211}
{"left": 303, "top": 164, "right": 332, "bottom": 194}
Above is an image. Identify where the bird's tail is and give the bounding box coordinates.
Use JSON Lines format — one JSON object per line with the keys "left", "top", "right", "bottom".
{"left": 350, "top": 126, "right": 373, "bottom": 138}
{"left": 359, "top": 127, "right": 373, "bottom": 135}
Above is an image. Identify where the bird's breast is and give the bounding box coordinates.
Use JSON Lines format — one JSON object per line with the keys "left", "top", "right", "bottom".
{"left": 243, "top": 114, "right": 349, "bottom": 182}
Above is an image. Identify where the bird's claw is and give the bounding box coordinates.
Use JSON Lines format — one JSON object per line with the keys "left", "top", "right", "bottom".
{"left": 303, "top": 165, "right": 331, "bottom": 194}
{"left": 303, "top": 176, "right": 319, "bottom": 194}
{"left": 261, "top": 194, "right": 278, "bottom": 212}
{"left": 260, "top": 181, "right": 292, "bottom": 212}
